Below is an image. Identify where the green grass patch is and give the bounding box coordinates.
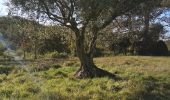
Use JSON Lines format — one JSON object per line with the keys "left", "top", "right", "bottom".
{"left": 0, "top": 56, "right": 169, "bottom": 99}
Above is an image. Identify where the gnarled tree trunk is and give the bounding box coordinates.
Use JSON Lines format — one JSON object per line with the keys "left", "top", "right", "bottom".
{"left": 75, "top": 50, "right": 115, "bottom": 78}
{"left": 74, "top": 31, "right": 115, "bottom": 78}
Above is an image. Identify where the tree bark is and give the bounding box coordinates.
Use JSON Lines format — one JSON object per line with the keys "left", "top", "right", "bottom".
{"left": 74, "top": 31, "right": 115, "bottom": 78}
{"left": 74, "top": 51, "right": 115, "bottom": 78}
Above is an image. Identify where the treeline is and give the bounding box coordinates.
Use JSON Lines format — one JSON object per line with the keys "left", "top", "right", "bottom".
{"left": 0, "top": 15, "right": 169, "bottom": 59}
{"left": 95, "top": 0, "right": 170, "bottom": 56}
{"left": 0, "top": 16, "right": 73, "bottom": 59}
{"left": 98, "top": 23, "right": 169, "bottom": 56}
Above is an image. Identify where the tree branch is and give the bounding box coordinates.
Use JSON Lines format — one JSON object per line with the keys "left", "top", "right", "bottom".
{"left": 98, "top": 0, "right": 147, "bottom": 31}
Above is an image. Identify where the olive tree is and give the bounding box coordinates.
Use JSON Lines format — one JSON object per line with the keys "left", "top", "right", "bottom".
{"left": 9, "top": 0, "right": 147, "bottom": 78}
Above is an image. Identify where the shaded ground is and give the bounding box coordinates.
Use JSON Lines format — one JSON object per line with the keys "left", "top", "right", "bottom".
{"left": 0, "top": 56, "right": 169, "bottom": 99}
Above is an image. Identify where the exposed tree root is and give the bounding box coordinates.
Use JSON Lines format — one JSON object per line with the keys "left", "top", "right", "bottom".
{"left": 74, "top": 65, "right": 116, "bottom": 79}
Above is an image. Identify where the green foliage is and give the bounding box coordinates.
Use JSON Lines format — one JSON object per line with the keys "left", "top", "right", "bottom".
{"left": 38, "top": 26, "right": 71, "bottom": 54}
{"left": 0, "top": 16, "right": 72, "bottom": 59}
{"left": 101, "top": 23, "right": 168, "bottom": 56}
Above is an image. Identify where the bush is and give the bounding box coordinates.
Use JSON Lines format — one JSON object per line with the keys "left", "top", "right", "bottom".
{"left": 151, "top": 40, "right": 169, "bottom": 56}
{"left": 135, "top": 40, "right": 169, "bottom": 56}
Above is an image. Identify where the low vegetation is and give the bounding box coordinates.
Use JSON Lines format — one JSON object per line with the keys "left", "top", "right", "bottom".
{"left": 0, "top": 56, "right": 169, "bottom": 99}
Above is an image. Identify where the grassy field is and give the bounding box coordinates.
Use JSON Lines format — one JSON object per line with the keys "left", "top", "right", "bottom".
{"left": 0, "top": 56, "right": 169, "bottom": 100}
